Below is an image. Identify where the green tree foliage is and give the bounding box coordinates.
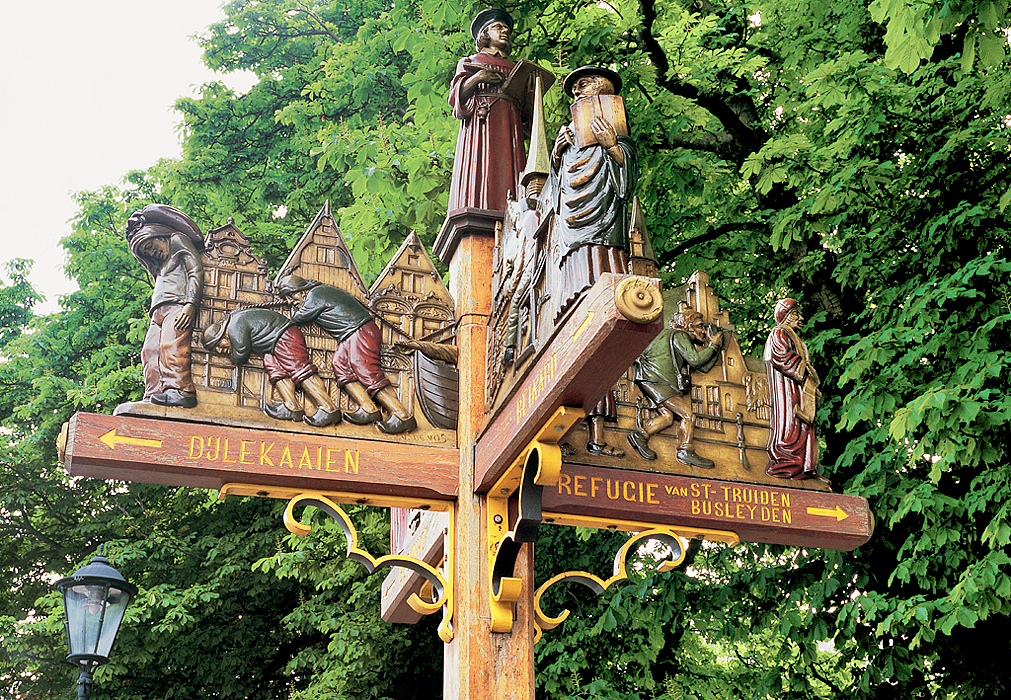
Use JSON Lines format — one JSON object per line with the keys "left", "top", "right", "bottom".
{"left": 2, "top": 0, "right": 1009, "bottom": 698}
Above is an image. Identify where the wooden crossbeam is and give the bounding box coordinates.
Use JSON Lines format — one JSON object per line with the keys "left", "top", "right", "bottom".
{"left": 63, "top": 412, "right": 459, "bottom": 502}
{"left": 475, "top": 273, "right": 663, "bottom": 492}
{"left": 542, "top": 463, "right": 873, "bottom": 551}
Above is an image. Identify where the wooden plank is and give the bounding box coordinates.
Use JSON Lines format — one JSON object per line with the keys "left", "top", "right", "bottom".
{"left": 381, "top": 509, "right": 449, "bottom": 624}
{"left": 475, "top": 273, "right": 662, "bottom": 492}
{"left": 542, "top": 463, "right": 873, "bottom": 551}
{"left": 64, "top": 412, "right": 458, "bottom": 501}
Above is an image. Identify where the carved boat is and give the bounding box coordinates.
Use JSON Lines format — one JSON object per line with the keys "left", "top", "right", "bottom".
{"left": 414, "top": 349, "right": 460, "bottom": 431}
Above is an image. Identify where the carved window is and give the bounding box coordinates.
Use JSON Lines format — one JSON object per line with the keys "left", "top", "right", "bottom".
{"left": 692, "top": 385, "right": 724, "bottom": 431}
{"left": 403, "top": 272, "right": 424, "bottom": 294}
{"left": 707, "top": 387, "right": 723, "bottom": 430}
{"left": 218, "top": 272, "right": 235, "bottom": 299}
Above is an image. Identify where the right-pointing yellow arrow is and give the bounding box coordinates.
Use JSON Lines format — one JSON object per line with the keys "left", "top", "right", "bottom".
{"left": 807, "top": 506, "right": 849, "bottom": 521}
{"left": 99, "top": 429, "right": 163, "bottom": 450}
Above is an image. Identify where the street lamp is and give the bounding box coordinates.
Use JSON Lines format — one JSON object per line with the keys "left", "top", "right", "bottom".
{"left": 54, "top": 550, "right": 137, "bottom": 700}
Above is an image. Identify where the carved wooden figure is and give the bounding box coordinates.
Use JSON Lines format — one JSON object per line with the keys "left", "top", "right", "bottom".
{"left": 764, "top": 298, "right": 826, "bottom": 482}
{"left": 201, "top": 307, "right": 343, "bottom": 427}
{"left": 547, "top": 66, "right": 638, "bottom": 323}
{"left": 276, "top": 275, "right": 417, "bottom": 434}
{"left": 447, "top": 8, "right": 525, "bottom": 214}
{"left": 627, "top": 308, "right": 725, "bottom": 467}
{"left": 124, "top": 204, "right": 204, "bottom": 409}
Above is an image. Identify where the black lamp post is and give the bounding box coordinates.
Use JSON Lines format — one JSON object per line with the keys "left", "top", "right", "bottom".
{"left": 54, "top": 551, "right": 137, "bottom": 700}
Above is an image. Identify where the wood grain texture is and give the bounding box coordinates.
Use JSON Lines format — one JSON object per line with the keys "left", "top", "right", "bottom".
{"left": 475, "top": 273, "right": 663, "bottom": 491}
{"left": 64, "top": 412, "right": 458, "bottom": 501}
{"left": 542, "top": 463, "right": 873, "bottom": 551}
{"left": 381, "top": 510, "right": 449, "bottom": 624}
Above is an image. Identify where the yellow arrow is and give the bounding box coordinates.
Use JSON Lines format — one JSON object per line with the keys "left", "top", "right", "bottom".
{"left": 807, "top": 506, "right": 848, "bottom": 521}
{"left": 99, "top": 429, "right": 162, "bottom": 450}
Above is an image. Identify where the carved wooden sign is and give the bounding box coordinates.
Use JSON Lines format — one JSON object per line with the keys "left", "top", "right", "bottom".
{"left": 112, "top": 203, "right": 460, "bottom": 443}
{"left": 543, "top": 463, "right": 872, "bottom": 551}
{"left": 475, "top": 273, "right": 663, "bottom": 491}
{"left": 63, "top": 412, "right": 458, "bottom": 503}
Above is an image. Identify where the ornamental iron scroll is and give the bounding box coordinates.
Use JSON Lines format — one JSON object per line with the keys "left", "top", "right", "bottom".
{"left": 532, "top": 531, "right": 703, "bottom": 643}
{"left": 283, "top": 491, "right": 455, "bottom": 643}
{"left": 487, "top": 406, "right": 585, "bottom": 633}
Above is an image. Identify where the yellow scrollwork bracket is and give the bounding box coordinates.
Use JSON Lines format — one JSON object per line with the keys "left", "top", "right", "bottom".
{"left": 532, "top": 523, "right": 739, "bottom": 643}
{"left": 219, "top": 484, "right": 456, "bottom": 644}
{"left": 488, "top": 405, "right": 585, "bottom": 634}
{"left": 283, "top": 492, "right": 455, "bottom": 643}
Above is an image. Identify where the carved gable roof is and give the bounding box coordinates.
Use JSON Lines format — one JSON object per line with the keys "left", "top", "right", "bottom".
{"left": 273, "top": 201, "right": 369, "bottom": 301}
{"left": 370, "top": 231, "right": 455, "bottom": 313}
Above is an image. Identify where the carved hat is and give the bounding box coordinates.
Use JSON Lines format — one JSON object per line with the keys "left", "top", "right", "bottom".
{"left": 563, "top": 65, "right": 622, "bottom": 97}
{"left": 774, "top": 298, "right": 800, "bottom": 324}
{"left": 275, "top": 274, "right": 320, "bottom": 297}
{"left": 470, "top": 7, "right": 513, "bottom": 39}
{"left": 201, "top": 316, "right": 230, "bottom": 351}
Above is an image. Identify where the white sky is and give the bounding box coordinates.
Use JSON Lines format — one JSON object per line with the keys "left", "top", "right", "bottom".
{"left": 0, "top": 1, "right": 255, "bottom": 314}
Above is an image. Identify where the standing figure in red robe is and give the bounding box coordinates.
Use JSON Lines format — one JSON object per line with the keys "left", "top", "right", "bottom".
{"left": 765, "top": 299, "right": 827, "bottom": 483}
{"left": 447, "top": 8, "right": 527, "bottom": 213}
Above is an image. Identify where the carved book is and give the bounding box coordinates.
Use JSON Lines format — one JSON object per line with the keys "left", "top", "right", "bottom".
{"left": 570, "top": 94, "right": 628, "bottom": 149}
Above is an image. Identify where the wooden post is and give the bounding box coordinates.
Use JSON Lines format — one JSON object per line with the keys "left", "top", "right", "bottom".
{"left": 437, "top": 209, "right": 536, "bottom": 699}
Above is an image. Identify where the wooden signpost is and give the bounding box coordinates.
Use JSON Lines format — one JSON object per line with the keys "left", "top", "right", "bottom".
{"left": 57, "top": 13, "right": 873, "bottom": 699}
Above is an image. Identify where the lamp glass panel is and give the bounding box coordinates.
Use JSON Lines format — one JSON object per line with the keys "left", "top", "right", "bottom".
{"left": 95, "top": 586, "right": 131, "bottom": 658}
{"left": 64, "top": 584, "right": 108, "bottom": 657}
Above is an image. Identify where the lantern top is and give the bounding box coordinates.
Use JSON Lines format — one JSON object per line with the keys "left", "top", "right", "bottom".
{"left": 55, "top": 555, "right": 138, "bottom": 596}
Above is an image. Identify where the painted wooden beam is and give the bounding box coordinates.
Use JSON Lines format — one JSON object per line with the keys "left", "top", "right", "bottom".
{"left": 475, "top": 273, "right": 663, "bottom": 492}
{"left": 542, "top": 463, "right": 873, "bottom": 551}
{"left": 63, "top": 412, "right": 458, "bottom": 503}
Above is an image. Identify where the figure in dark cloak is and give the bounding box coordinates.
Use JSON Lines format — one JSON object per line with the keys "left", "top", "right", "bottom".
{"left": 447, "top": 8, "right": 527, "bottom": 213}
{"left": 549, "top": 65, "right": 638, "bottom": 323}
{"left": 277, "top": 275, "right": 416, "bottom": 435}
{"left": 202, "top": 308, "right": 342, "bottom": 427}
{"left": 764, "top": 299, "right": 826, "bottom": 482}
{"left": 124, "top": 204, "right": 204, "bottom": 408}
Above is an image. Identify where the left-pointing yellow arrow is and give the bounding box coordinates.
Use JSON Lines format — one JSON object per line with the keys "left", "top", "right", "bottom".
{"left": 806, "top": 506, "right": 848, "bottom": 521}
{"left": 99, "top": 429, "right": 163, "bottom": 450}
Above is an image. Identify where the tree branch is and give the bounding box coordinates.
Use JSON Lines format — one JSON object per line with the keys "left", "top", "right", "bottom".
{"left": 638, "top": 0, "right": 766, "bottom": 161}
{"left": 669, "top": 222, "right": 770, "bottom": 257}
